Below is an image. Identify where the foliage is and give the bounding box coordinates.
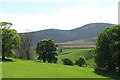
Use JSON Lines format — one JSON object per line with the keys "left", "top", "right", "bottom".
{"left": 95, "top": 25, "right": 120, "bottom": 72}
{"left": 62, "top": 58, "right": 74, "bottom": 66}
{"left": 75, "top": 56, "right": 87, "bottom": 67}
{"left": 0, "top": 22, "right": 12, "bottom": 28}
{"left": 0, "top": 22, "right": 21, "bottom": 60}
{"left": 36, "top": 39, "right": 58, "bottom": 63}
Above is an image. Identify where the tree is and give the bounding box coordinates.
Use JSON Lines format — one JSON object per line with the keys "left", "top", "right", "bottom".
{"left": 0, "top": 22, "right": 12, "bottom": 28}
{"left": 95, "top": 25, "right": 120, "bottom": 72}
{"left": 18, "top": 32, "right": 33, "bottom": 60}
{"left": 0, "top": 26, "right": 2, "bottom": 58}
{"left": 62, "top": 58, "right": 74, "bottom": 66}
{"left": 0, "top": 22, "right": 21, "bottom": 60}
{"left": 75, "top": 56, "right": 87, "bottom": 67}
{"left": 58, "top": 44, "right": 63, "bottom": 54}
{"left": 36, "top": 39, "right": 58, "bottom": 63}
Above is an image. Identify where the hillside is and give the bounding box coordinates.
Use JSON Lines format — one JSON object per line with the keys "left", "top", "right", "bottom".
{"left": 2, "top": 58, "right": 118, "bottom": 79}
{"left": 58, "top": 48, "right": 95, "bottom": 67}
{"left": 19, "top": 23, "right": 114, "bottom": 45}
{"left": 2, "top": 59, "right": 108, "bottom": 78}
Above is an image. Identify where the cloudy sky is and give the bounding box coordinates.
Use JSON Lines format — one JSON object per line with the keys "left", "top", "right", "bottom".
{"left": 0, "top": 0, "right": 119, "bottom": 32}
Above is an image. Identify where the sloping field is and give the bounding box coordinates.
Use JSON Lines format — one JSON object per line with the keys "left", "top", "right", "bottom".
{"left": 58, "top": 48, "right": 95, "bottom": 67}
{"left": 2, "top": 59, "right": 108, "bottom": 78}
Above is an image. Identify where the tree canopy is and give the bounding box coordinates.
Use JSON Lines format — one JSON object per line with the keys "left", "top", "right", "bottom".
{"left": 0, "top": 22, "right": 21, "bottom": 60}
{"left": 0, "top": 22, "right": 12, "bottom": 28}
{"left": 36, "top": 39, "right": 58, "bottom": 63}
{"left": 75, "top": 56, "right": 87, "bottom": 67}
{"left": 95, "top": 25, "right": 120, "bottom": 72}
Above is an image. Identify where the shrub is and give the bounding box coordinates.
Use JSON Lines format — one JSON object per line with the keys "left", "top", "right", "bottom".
{"left": 53, "top": 57, "right": 58, "bottom": 63}
{"left": 75, "top": 56, "right": 87, "bottom": 67}
{"left": 62, "top": 58, "right": 74, "bottom": 66}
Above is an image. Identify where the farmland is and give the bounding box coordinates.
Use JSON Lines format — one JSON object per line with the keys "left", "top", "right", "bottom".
{"left": 2, "top": 59, "right": 108, "bottom": 78}
{"left": 2, "top": 48, "right": 119, "bottom": 79}
{"left": 57, "top": 48, "right": 95, "bottom": 67}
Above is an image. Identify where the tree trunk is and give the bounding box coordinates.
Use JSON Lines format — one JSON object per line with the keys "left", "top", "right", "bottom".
{"left": 26, "top": 50, "right": 30, "bottom": 60}
{"left": 2, "top": 52, "right": 5, "bottom": 60}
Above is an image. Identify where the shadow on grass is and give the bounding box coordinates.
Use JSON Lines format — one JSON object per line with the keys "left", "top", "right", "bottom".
{"left": 94, "top": 69, "right": 119, "bottom": 80}
{"left": 1, "top": 58, "right": 14, "bottom": 62}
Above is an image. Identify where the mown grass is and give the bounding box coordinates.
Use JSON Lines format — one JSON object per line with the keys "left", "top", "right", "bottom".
{"left": 2, "top": 58, "right": 109, "bottom": 78}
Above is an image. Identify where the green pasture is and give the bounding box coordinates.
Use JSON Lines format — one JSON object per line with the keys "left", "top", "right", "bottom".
{"left": 58, "top": 48, "right": 95, "bottom": 67}
{"left": 2, "top": 59, "right": 108, "bottom": 78}
{"left": 1, "top": 48, "right": 118, "bottom": 79}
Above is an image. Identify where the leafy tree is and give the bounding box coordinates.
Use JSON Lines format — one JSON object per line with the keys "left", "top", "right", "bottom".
{"left": 95, "top": 25, "right": 120, "bottom": 72}
{"left": 0, "top": 22, "right": 21, "bottom": 60}
{"left": 62, "top": 58, "right": 74, "bottom": 66}
{"left": 0, "top": 28, "right": 1, "bottom": 58}
{"left": 0, "top": 22, "right": 12, "bottom": 28}
{"left": 75, "top": 56, "right": 87, "bottom": 67}
{"left": 36, "top": 39, "right": 58, "bottom": 63}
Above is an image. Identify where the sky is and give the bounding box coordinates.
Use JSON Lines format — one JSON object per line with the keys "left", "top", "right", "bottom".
{"left": 0, "top": 0, "right": 119, "bottom": 33}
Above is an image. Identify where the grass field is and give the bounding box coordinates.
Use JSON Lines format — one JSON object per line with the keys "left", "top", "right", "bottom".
{"left": 2, "top": 59, "right": 109, "bottom": 78}
{"left": 0, "top": 62, "right": 2, "bottom": 79}
{"left": 58, "top": 48, "right": 95, "bottom": 67}
{"left": 2, "top": 48, "right": 119, "bottom": 79}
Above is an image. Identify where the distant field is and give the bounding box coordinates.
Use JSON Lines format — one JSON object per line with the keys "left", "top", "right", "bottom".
{"left": 58, "top": 38, "right": 96, "bottom": 48}
{"left": 2, "top": 59, "right": 109, "bottom": 78}
{"left": 58, "top": 48, "right": 95, "bottom": 67}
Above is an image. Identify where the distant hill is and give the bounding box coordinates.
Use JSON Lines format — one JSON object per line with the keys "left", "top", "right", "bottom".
{"left": 19, "top": 23, "right": 115, "bottom": 45}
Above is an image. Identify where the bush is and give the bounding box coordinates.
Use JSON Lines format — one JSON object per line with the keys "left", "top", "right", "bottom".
{"left": 62, "top": 58, "right": 74, "bottom": 66}
{"left": 53, "top": 57, "right": 58, "bottom": 63}
{"left": 75, "top": 56, "right": 87, "bottom": 67}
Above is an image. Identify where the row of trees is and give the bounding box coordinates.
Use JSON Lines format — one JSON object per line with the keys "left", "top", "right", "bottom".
{"left": 0, "top": 22, "right": 58, "bottom": 63}
{"left": 0, "top": 22, "right": 87, "bottom": 66}
{"left": 95, "top": 25, "right": 120, "bottom": 72}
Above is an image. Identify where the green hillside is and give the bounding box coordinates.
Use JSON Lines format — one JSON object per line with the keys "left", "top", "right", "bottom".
{"left": 58, "top": 48, "right": 95, "bottom": 67}
{"left": 2, "top": 59, "right": 108, "bottom": 78}
{"left": 2, "top": 48, "right": 119, "bottom": 79}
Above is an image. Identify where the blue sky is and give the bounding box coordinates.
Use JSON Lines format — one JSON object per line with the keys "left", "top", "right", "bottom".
{"left": 0, "top": 0, "right": 119, "bottom": 32}
{"left": 1, "top": 1, "right": 79, "bottom": 15}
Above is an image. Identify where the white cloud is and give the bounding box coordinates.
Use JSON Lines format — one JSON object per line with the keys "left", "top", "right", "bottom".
{"left": 0, "top": 4, "right": 118, "bottom": 33}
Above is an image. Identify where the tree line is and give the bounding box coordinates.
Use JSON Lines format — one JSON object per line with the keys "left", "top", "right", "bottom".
{"left": 0, "top": 22, "right": 58, "bottom": 63}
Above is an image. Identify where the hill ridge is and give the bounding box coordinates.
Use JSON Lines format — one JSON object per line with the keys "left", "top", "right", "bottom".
{"left": 19, "top": 23, "right": 115, "bottom": 45}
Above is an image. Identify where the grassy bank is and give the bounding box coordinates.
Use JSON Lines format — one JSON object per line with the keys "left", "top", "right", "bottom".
{"left": 2, "top": 59, "right": 107, "bottom": 78}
